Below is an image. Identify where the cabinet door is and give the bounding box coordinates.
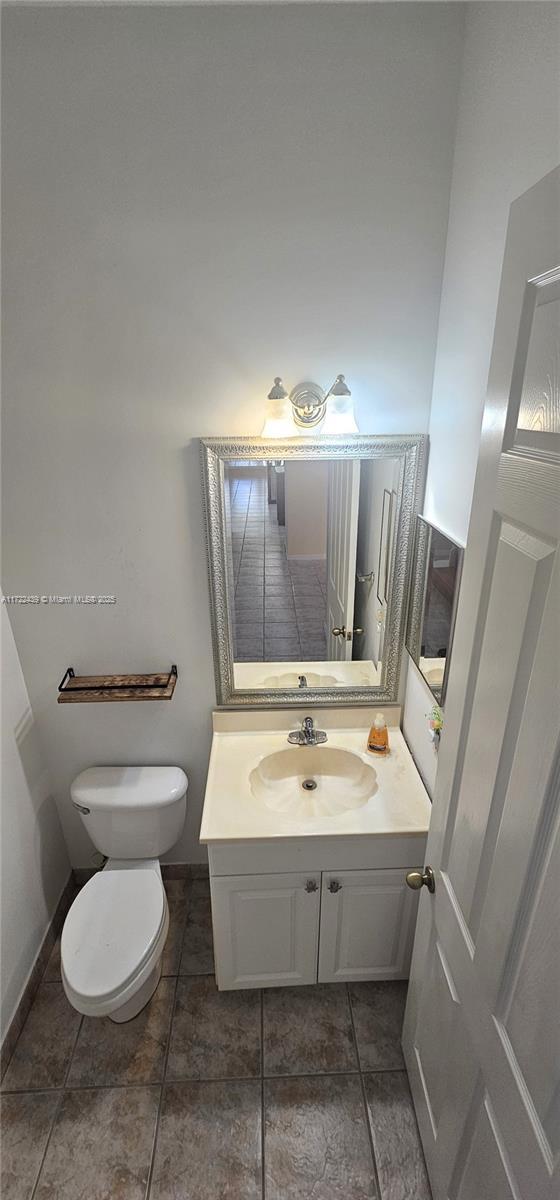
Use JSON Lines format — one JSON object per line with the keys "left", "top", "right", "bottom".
{"left": 318, "top": 869, "right": 418, "bottom": 983}
{"left": 210, "top": 872, "right": 320, "bottom": 990}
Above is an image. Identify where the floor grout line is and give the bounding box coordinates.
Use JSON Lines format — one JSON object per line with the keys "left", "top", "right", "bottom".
{"left": 144, "top": 973, "right": 179, "bottom": 1200}
{"left": 63, "top": 1012, "right": 84, "bottom": 1087}
{"left": 29, "top": 1085, "right": 66, "bottom": 1200}
{"left": 1, "top": 1065, "right": 408, "bottom": 1097}
{"left": 260, "top": 989, "right": 266, "bottom": 1200}
{"left": 347, "top": 984, "right": 383, "bottom": 1200}
{"left": 29, "top": 1010, "right": 85, "bottom": 1200}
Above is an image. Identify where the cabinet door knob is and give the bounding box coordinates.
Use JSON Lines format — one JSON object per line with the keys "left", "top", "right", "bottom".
{"left": 405, "top": 867, "right": 435, "bottom": 893}
{"left": 305, "top": 879, "right": 318, "bottom": 893}
{"left": 328, "top": 880, "right": 342, "bottom": 893}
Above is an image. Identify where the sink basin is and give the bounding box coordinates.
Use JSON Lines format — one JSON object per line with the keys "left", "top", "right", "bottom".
{"left": 261, "top": 671, "right": 341, "bottom": 688}
{"left": 426, "top": 667, "right": 444, "bottom": 687}
{"left": 249, "top": 746, "right": 377, "bottom": 819}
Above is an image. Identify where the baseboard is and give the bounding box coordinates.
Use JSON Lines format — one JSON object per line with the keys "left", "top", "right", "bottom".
{"left": 0, "top": 872, "right": 76, "bottom": 1081}
{"left": 160, "top": 863, "right": 209, "bottom": 880}
{"left": 286, "top": 555, "right": 326, "bottom": 563}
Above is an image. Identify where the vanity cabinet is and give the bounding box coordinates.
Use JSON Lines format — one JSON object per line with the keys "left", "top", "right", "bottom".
{"left": 318, "top": 869, "right": 417, "bottom": 983}
{"left": 210, "top": 872, "right": 321, "bottom": 989}
{"left": 210, "top": 864, "right": 419, "bottom": 990}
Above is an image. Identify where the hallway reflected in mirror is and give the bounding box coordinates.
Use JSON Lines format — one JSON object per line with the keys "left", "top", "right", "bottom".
{"left": 223, "top": 456, "right": 400, "bottom": 690}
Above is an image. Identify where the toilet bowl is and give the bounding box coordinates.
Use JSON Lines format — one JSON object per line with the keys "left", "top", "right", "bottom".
{"left": 62, "top": 859, "right": 169, "bottom": 1021}
{"left": 61, "top": 765, "right": 187, "bottom": 1022}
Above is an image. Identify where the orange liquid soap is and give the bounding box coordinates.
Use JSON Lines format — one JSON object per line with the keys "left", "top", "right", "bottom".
{"left": 367, "top": 713, "right": 389, "bottom": 754}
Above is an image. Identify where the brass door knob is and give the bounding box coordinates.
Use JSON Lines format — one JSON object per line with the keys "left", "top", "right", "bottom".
{"left": 406, "top": 867, "right": 435, "bottom": 893}
{"left": 331, "top": 626, "right": 347, "bottom": 638}
{"left": 353, "top": 627, "right": 364, "bottom": 636}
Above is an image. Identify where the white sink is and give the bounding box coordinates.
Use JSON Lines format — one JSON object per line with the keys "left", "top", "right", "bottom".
{"left": 249, "top": 746, "right": 377, "bottom": 819}
{"left": 262, "top": 671, "right": 341, "bottom": 688}
{"left": 426, "top": 667, "right": 445, "bottom": 687}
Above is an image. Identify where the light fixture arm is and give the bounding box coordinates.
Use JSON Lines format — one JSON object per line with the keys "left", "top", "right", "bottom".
{"left": 324, "top": 373, "right": 351, "bottom": 401}
{"left": 262, "top": 373, "right": 356, "bottom": 436}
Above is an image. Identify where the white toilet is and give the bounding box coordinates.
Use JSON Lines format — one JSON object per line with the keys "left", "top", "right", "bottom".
{"left": 61, "top": 765, "right": 188, "bottom": 1023}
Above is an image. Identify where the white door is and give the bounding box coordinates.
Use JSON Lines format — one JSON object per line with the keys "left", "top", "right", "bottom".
{"left": 326, "top": 459, "right": 361, "bottom": 660}
{"left": 210, "top": 872, "right": 320, "bottom": 989}
{"left": 318, "top": 869, "right": 419, "bottom": 983}
{"left": 403, "top": 167, "right": 560, "bottom": 1200}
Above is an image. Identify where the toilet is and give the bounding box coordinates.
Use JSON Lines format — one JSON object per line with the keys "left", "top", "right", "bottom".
{"left": 61, "top": 765, "right": 188, "bottom": 1023}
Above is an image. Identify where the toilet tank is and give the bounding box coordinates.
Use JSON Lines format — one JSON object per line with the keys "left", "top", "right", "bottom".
{"left": 71, "top": 766, "right": 188, "bottom": 859}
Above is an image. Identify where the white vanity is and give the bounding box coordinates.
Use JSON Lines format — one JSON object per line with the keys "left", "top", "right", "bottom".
{"left": 200, "top": 709, "right": 430, "bottom": 991}
{"left": 199, "top": 434, "right": 434, "bottom": 992}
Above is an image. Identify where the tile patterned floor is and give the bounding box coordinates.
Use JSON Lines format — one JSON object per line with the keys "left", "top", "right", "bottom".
{"left": 0, "top": 877, "right": 431, "bottom": 1200}
{"left": 230, "top": 469, "right": 328, "bottom": 663}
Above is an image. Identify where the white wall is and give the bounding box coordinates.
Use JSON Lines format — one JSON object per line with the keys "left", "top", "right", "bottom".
{"left": 1, "top": 608, "right": 70, "bottom": 1040}
{"left": 403, "top": 0, "right": 560, "bottom": 789}
{"left": 2, "top": 4, "right": 463, "bottom": 865}
{"left": 402, "top": 658, "right": 439, "bottom": 797}
{"left": 425, "top": 1, "right": 560, "bottom": 544}
{"left": 285, "top": 462, "right": 328, "bottom": 560}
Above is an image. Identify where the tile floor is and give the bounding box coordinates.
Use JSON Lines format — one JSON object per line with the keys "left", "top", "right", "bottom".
{"left": 1, "top": 877, "right": 431, "bottom": 1200}
{"left": 230, "top": 469, "right": 328, "bottom": 663}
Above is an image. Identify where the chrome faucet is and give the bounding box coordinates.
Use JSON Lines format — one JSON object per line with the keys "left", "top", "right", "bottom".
{"left": 287, "top": 716, "right": 328, "bottom": 746}
{"left": 298, "top": 675, "right": 308, "bottom": 689}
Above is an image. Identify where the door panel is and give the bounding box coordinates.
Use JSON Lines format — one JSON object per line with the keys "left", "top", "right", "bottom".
{"left": 452, "top": 1092, "right": 522, "bottom": 1200}
{"left": 445, "top": 517, "right": 555, "bottom": 932}
{"left": 326, "top": 459, "right": 360, "bottom": 660}
{"left": 210, "top": 872, "right": 320, "bottom": 989}
{"left": 414, "top": 936, "right": 463, "bottom": 1138}
{"left": 318, "top": 869, "right": 417, "bottom": 982}
{"left": 503, "top": 811, "right": 560, "bottom": 1159}
{"left": 408, "top": 925, "right": 477, "bottom": 1198}
{"left": 403, "top": 169, "right": 560, "bottom": 1200}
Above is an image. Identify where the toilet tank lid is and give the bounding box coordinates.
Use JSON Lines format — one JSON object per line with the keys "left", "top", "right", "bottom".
{"left": 71, "top": 766, "right": 188, "bottom": 811}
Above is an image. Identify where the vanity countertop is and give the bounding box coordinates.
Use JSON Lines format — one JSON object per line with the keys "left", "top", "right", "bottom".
{"left": 200, "top": 724, "right": 430, "bottom": 843}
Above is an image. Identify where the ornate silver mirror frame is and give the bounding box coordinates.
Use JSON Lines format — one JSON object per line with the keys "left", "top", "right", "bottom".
{"left": 201, "top": 435, "right": 428, "bottom": 708}
{"left": 405, "top": 515, "right": 464, "bottom": 706}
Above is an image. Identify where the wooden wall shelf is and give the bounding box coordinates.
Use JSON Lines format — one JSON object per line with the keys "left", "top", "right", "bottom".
{"left": 58, "top": 665, "right": 178, "bottom": 703}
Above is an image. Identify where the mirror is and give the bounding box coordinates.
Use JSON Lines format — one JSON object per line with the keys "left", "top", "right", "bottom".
{"left": 201, "top": 436, "right": 427, "bottom": 707}
{"left": 406, "top": 517, "right": 464, "bottom": 704}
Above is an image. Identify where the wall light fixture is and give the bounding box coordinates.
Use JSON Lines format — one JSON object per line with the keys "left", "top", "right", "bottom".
{"left": 261, "top": 375, "right": 358, "bottom": 437}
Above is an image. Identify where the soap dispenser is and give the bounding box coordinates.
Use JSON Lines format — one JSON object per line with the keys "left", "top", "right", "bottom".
{"left": 367, "top": 712, "right": 389, "bottom": 754}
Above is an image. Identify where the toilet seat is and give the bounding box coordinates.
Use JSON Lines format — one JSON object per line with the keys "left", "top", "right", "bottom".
{"left": 61, "top": 867, "right": 168, "bottom": 1018}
